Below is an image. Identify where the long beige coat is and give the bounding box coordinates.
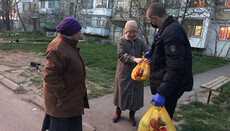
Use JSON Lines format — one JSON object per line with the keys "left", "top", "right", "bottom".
{"left": 113, "top": 37, "right": 150, "bottom": 111}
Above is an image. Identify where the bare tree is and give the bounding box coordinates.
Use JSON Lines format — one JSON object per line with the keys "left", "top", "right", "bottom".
{"left": 0, "top": 0, "right": 15, "bottom": 30}
{"left": 112, "top": 0, "right": 156, "bottom": 45}
{"left": 14, "top": 0, "right": 26, "bottom": 32}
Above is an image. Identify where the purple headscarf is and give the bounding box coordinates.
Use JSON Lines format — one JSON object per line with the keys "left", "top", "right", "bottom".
{"left": 56, "top": 17, "right": 82, "bottom": 36}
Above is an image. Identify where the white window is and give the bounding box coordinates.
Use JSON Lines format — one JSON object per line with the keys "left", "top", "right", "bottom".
{"left": 219, "top": 26, "right": 230, "bottom": 40}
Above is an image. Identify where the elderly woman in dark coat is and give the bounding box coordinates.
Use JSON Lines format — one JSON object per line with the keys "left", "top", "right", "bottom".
{"left": 113, "top": 20, "right": 150, "bottom": 126}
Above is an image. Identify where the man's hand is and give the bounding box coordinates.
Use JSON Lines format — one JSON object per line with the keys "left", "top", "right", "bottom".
{"left": 144, "top": 59, "right": 150, "bottom": 64}
{"left": 144, "top": 51, "right": 151, "bottom": 58}
{"left": 150, "top": 93, "right": 165, "bottom": 107}
{"left": 134, "top": 58, "right": 142, "bottom": 64}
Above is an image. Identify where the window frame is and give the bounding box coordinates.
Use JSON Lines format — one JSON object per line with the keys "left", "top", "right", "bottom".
{"left": 48, "top": 1, "right": 55, "bottom": 8}
{"left": 23, "top": 3, "right": 26, "bottom": 10}
{"left": 40, "top": 1, "right": 45, "bottom": 8}
{"left": 219, "top": 26, "right": 230, "bottom": 40}
{"left": 225, "top": 0, "right": 230, "bottom": 8}
{"left": 184, "top": 19, "right": 203, "bottom": 37}
{"left": 96, "top": 0, "right": 108, "bottom": 8}
{"left": 189, "top": 0, "right": 208, "bottom": 7}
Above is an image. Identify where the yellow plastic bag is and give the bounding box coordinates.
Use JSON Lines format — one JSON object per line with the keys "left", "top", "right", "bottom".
{"left": 131, "top": 54, "right": 150, "bottom": 81}
{"left": 138, "top": 104, "right": 176, "bottom": 131}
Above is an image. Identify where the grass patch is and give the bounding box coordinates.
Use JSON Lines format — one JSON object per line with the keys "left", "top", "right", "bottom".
{"left": 88, "top": 88, "right": 113, "bottom": 99}
{"left": 0, "top": 43, "right": 48, "bottom": 53}
{"left": 78, "top": 43, "right": 117, "bottom": 88}
{"left": 0, "top": 42, "right": 230, "bottom": 98}
{"left": 20, "top": 72, "right": 30, "bottom": 78}
{"left": 30, "top": 77, "right": 43, "bottom": 86}
{"left": 175, "top": 83, "right": 230, "bottom": 131}
{"left": 192, "top": 52, "right": 229, "bottom": 74}
{"left": 0, "top": 31, "right": 54, "bottom": 42}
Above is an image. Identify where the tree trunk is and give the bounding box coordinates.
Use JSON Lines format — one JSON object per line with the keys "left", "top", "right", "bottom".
{"left": 181, "top": 0, "right": 189, "bottom": 25}
{"left": 5, "top": 11, "right": 11, "bottom": 30}
{"left": 15, "top": 0, "right": 26, "bottom": 32}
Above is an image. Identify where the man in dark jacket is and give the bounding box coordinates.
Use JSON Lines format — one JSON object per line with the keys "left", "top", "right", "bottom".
{"left": 145, "top": 3, "right": 193, "bottom": 119}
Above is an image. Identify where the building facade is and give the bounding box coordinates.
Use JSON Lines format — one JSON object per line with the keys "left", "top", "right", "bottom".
{"left": 16, "top": 0, "right": 230, "bottom": 58}
{"left": 168, "top": 0, "right": 230, "bottom": 58}
{"left": 18, "top": 0, "right": 39, "bottom": 32}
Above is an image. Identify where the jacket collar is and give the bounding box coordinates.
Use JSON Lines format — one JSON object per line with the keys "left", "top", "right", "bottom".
{"left": 59, "top": 34, "right": 79, "bottom": 49}
{"left": 157, "top": 15, "right": 175, "bottom": 36}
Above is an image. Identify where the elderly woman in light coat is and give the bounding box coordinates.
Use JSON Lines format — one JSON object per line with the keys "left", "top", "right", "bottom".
{"left": 113, "top": 20, "right": 150, "bottom": 126}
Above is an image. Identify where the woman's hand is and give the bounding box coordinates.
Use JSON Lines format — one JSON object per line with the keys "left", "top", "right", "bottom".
{"left": 134, "top": 58, "right": 143, "bottom": 64}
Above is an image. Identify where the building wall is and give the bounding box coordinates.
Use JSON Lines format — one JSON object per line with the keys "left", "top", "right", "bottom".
{"left": 18, "top": 0, "right": 39, "bottom": 32}
{"left": 78, "top": 0, "right": 112, "bottom": 37}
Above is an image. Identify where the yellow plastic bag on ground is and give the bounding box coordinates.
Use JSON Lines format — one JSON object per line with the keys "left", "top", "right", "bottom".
{"left": 138, "top": 104, "right": 176, "bottom": 131}
{"left": 131, "top": 54, "right": 150, "bottom": 81}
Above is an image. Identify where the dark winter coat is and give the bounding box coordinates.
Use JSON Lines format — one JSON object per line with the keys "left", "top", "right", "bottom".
{"left": 43, "top": 34, "right": 89, "bottom": 118}
{"left": 149, "top": 16, "right": 193, "bottom": 97}
{"left": 113, "top": 37, "right": 150, "bottom": 111}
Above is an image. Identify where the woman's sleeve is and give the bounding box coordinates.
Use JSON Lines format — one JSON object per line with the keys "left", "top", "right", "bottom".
{"left": 117, "top": 38, "right": 135, "bottom": 63}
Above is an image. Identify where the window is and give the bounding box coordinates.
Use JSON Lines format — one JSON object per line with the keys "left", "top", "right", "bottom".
{"left": 96, "top": 0, "right": 107, "bottom": 8}
{"left": 165, "top": 0, "right": 181, "bottom": 7}
{"left": 81, "top": 0, "right": 93, "bottom": 9}
{"left": 48, "top": 1, "right": 55, "bottom": 8}
{"left": 41, "top": 1, "right": 45, "bottom": 8}
{"left": 219, "top": 26, "right": 230, "bottom": 40}
{"left": 117, "top": 0, "right": 123, "bottom": 9}
{"left": 34, "top": 4, "right": 37, "bottom": 10}
{"left": 189, "top": 0, "right": 207, "bottom": 7}
{"left": 226, "top": 0, "right": 230, "bottom": 8}
{"left": 62, "top": 3, "right": 67, "bottom": 10}
{"left": 184, "top": 19, "right": 203, "bottom": 37}
{"left": 23, "top": 3, "right": 26, "bottom": 10}
{"left": 194, "top": 26, "right": 202, "bottom": 36}
{"left": 29, "top": 3, "right": 31, "bottom": 10}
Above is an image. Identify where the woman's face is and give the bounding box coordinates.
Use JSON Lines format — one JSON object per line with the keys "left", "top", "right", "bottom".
{"left": 72, "top": 31, "right": 81, "bottom": 41}
{"left": 125, "top": 30, "right": 137, "bottom": 41}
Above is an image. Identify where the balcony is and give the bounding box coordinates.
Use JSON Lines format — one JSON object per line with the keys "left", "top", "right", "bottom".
{"left": 39, "top": 8, "right": 61, "bottom": 15}
{"left": 82, "top": 27, "right": 109, "bottom": 37}
{"left": 81, "top": 8, "right": 112, "bottom": 17}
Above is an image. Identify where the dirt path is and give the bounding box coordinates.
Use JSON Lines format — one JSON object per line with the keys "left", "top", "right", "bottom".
{"left": 0, "top": 51, "right": 45, "bottom": 102}
{"left": 0, "top": 51, "right": 103, "bottom": 102}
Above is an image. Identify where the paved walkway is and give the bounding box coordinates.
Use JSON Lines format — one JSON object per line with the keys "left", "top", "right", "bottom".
{"left": 1, "top": 63, "right": 230, "bottom": 131}
{"left": 82, "top": 63, "right": 230, "bottom": 131}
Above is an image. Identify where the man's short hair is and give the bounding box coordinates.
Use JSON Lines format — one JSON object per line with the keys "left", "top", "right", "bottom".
{"left": 147, "top": 3, "right": 167, "bottom": 18}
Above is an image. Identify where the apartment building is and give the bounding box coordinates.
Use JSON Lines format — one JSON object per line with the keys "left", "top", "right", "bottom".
{"left": 169, "top": 0, "right": 230, "bottom": 58}
{"left": 18, "top": 0, "right": 39, "bottom": 32}
{"left": 38, "top": 0, "right": 77, "bottom": 36}
{"left": 16, "top": 0, "right": 230, "bottom": 58}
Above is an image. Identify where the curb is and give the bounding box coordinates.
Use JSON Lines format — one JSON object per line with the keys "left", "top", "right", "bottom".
{"left": 0, "top": 74, "right": 96, "bottom": 131}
